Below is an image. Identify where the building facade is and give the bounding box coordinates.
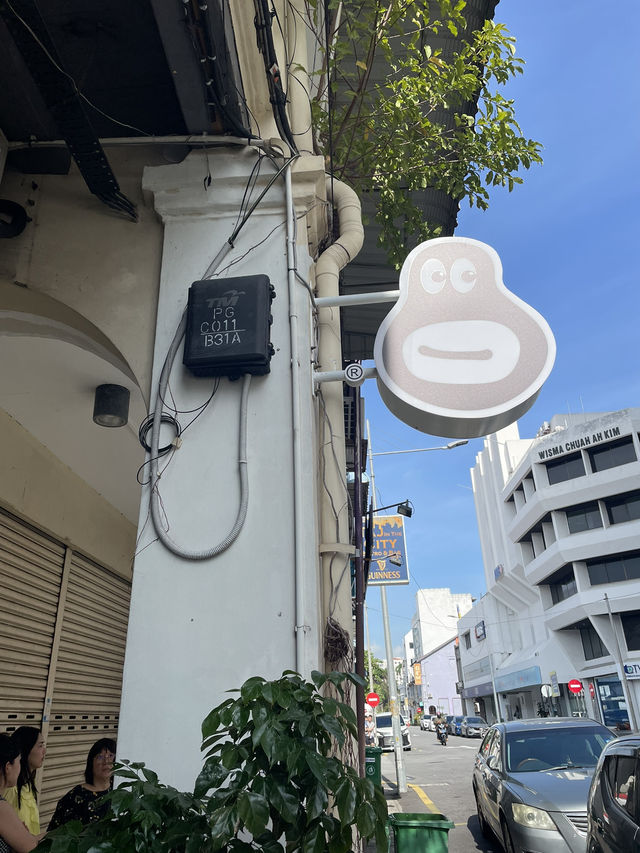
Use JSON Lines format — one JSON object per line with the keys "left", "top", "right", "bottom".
{"left": 459, "top": 409, "right": 640, "bottom": 729}
{"left": 0, "top": 0, "right": 362, "bottom": 813}
{"left": 405, "top": 588, "right": 473, "bottom": 717}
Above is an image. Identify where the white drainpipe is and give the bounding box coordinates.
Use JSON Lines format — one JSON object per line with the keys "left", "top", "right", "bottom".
{"left": 315, "top": 177, "right": 365, "bottom": 656}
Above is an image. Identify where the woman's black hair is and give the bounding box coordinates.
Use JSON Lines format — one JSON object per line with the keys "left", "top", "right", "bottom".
{"left": 0, "top": 732, "right": 20, "bottom": 785}
{"left": 12, "top": 725, "right": 41, "bottom": 807}
{"left": 84, "top": 738, "right": 117, "bottom": 786}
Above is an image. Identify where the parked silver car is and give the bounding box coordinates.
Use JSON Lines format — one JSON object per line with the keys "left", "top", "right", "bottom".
{"left": 473, "top": 718, "right": 615, "bottom": 853}
{"left": 375, "top": 712, "right": 411, "bottom": 751}
{"left": 461, "top": 715, "right": 488, "bottom": 738}
{"left": 420, "top": 714, "right": 438, "bottom": 731}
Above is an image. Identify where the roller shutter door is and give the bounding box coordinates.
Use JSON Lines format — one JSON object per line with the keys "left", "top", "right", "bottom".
{"left": 41, "top": 553, "right": 130, "bottom": 823}
{"left": 0, "top": 506, "right": 131, "bottom": 828}
{"left": 0, "top": 510, "right": 65, "bottom": 731}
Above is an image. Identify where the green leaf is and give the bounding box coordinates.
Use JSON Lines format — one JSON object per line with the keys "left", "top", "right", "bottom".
{"left": 237, "top": 791, "right": 270, "bottom": 837}
{"left": 266, "top": 776, "right": 300, "bottom": 823}
{"left": 305, "top": 750, "right": 328, "bottom": 784}
{"left": 201, "top": 708, "right": 220, "bottom": 739}
{"left": 335, "top": 778, "right": 357, "bottom": 824}
{"left": 355, "top": 800, "right": 377, "bottom": 837}
{"left": 302, "top": 824, "right": 326, "bottom": 853}
{"left": 307, "top": 783, "right": 329, "bottom": 821}
{"left": 209, "top": 805, "right": 237, "bottom": 848}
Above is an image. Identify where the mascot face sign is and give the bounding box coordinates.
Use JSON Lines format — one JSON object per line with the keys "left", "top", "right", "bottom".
{"left": 373, "top": 237, "right": 556, "bottom": 438}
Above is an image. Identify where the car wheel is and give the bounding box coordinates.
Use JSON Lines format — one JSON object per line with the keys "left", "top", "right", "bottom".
{"left": 473, "top": 789, "right": 491, "bottom": 839}
{"left": 501, "top": 817, "right": 516, "bottom": 853}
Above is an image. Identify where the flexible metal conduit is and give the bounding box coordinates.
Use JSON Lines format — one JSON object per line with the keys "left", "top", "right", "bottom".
{"left": 148, "top": 241, "right": 252, "bottom": 560}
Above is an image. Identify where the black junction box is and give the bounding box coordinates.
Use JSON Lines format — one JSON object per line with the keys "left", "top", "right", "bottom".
{"left": 183, "top": 275, "right": 275, "bottom": 378}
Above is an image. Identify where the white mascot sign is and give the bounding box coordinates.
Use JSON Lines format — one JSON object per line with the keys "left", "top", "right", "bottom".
{"left": 374, "top": 237, "right": 556, "bottom": 438}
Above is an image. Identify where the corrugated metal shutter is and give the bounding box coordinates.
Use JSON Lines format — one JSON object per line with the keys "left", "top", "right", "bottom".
{"left": 0, "top": 506, "right": 131, "bottom": 828}
{"left": 41, "top": 553, "right": 130, "bottom": 823}
{"left": 0, "top": 509, "right": 64, "bottom": 731}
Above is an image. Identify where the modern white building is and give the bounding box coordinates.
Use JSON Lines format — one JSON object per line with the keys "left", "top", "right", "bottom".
{"left": 405, "top": 588, "right": 473, "bottom": 716}
{"left": 459, "top": 409, "right": 640, "bottom": 730}
{"left": 412, "top": 587, "right": 474, "bottom": 659}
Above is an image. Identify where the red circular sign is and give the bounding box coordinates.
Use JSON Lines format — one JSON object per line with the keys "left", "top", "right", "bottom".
{"left": 366, "top": 692, "right": 380, "bottom": 708}
{"left": 589, "top": 682, "right": 595, "bottom": 699}
{"left": 568, "top": 679, "right": 583, "bottom": 694}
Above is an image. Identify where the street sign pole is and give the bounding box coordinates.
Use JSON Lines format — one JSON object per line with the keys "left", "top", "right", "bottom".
{"left": 367, "top": 420, "right": 407, "bottom": 794}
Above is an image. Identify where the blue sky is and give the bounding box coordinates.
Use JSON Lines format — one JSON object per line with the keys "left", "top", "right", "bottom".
{"left": 363, "top": 0, "right": 640, "bottom": 658}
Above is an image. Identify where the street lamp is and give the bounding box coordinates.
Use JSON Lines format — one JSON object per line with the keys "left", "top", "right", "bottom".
{"left": 371, "top": 440, "right": 468, "bottom": 457}
{"left": 365, "top": 423, "right": 468, "bottom": 795}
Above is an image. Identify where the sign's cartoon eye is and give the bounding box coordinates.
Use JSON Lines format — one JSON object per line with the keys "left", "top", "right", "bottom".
{"left": 420, "top": 258, "right": 447, "bottom": 293}
{"left": 451, "top": 257, "right": 477, "bottom": 293}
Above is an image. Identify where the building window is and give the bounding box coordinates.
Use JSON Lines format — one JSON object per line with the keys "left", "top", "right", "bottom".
{"left": 587, "top": 550, "right": 640, "bottom": 585}
{"left": 596, "top": 676, "right": 630, "bottom": 729}
{"left": 605, "top": 490, "right": 640, "bottom": 525}
{"left": 545, "top": 451, "right": 586, "bottom": 485}
{"left": 621, "top": 612, "right": 640, "bottom": 651}
{"left": 545, "top": 565, "right": 577, "bottom": 605}
{"left": 565, "top": 500, "right": 603, "bottom": 534}
{"left": 588, "top": 436, "right": 636, "bottom": 473}
{"left": 463, "top": 631, "right": 471, "bottom": 650}
{"left": 576, "top": 619, "right": 608, "bottom": 660}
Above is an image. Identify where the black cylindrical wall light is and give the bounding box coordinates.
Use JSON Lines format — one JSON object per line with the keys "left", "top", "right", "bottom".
{"left": 93, "top": 384, "right": 130, "bottom": 428}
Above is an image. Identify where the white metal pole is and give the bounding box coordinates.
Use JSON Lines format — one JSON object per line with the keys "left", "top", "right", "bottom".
{"left": 365, "top": 604, "right": 375, "bottom": 695}
{"left": 604, "top": 593, "right": 639, "bottom": 731}
{"left": 366, "top": 420, "right": 407, "bottom": 793}
{"left": 488, "top": 651, "right": 502, "bottom": 723}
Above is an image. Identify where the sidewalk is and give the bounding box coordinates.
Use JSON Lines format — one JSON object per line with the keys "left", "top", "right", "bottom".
{"left": 381, "top": 777, "right": 427, "bottom": 815}
{"left": 362, "top": 775, "right": 439, "bottom": 853}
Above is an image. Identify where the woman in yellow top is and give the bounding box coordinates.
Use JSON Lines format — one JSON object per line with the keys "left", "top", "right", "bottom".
{"left": 0, "top": 733, "right": 42, "bottom": 852}
{"left": 3, "top": 727, "right": 46, "bottom": 834}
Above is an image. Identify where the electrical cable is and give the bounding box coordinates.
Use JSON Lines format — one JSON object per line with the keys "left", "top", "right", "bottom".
{"left": 181, "top": 0, "right": 256, "bottom": 140}
{"left": 253, "top": 0, "right": 299, "bottom": 154}
{"left": 145, "top": 146, "right": 297, "bottom": 559}
{"left": 2, "top": 0, "right": 152, "bottom": 137}
{"left": 147, "top": 293, "right": 252, "bottom": 559}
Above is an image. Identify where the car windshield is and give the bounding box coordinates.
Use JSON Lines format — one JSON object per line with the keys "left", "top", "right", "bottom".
{"left": 375, "top": 714, "right": 405, "bottom": 728}
{"left": 466, "top": 717, "right": 486, "bottom": 725}
{"left": 505, "top": 726, "right": 615, "bottom": 773}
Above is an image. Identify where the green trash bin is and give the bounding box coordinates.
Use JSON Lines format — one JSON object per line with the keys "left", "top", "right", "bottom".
{"left": 388, "top": 813, "right": 454, "bottom": 853}
{"left": 365, "top": 746, "right": 383, "bottom": 787}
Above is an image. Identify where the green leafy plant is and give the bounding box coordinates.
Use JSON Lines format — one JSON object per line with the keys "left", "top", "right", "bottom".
{"left": 304, "top": 0, "right": 543, "bottom": 266}
{"left": 36, "top": 671, "right": 388, "bottom": 853}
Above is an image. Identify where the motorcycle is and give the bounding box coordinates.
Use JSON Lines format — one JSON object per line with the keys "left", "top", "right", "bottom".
{"left": 436, "top": 722, "right": 448, "bottom": 746}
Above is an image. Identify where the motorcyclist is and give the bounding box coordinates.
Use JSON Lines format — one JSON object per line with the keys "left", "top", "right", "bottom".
{"left": 436, "top": 715, "right": 448, "bottom": 746}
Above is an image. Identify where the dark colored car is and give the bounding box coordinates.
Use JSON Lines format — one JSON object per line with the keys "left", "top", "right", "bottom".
{"left": 473, "top": 717, "right": 615, "bottom": 853}
{"left": 587, "top": 734, "right": 640, "bottom": 853}
{"left": 461, "top": 715, "right": 489, "bottom": 738}
{"left": 449, "top": 714, "right": 464, "bottom": 735}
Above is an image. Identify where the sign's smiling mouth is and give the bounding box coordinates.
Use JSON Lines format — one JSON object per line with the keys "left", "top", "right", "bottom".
{"left": 418, "top": 345, "right": 493, "bottom": 361}
{"left": 402, "top": 320, "right": 520, "bottom": 384}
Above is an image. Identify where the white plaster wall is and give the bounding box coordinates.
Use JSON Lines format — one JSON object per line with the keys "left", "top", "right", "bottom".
{"left": 0, "top": 408, "right": 135, "bottom": 577}
{"left": 117, "top": 149, "right": 325, "bottom": 790}
{"left": 0, "top": 147, "right": 164, "bottom": 398}
{"left": 414, "top": 588, "right": 473, "bottom": 657}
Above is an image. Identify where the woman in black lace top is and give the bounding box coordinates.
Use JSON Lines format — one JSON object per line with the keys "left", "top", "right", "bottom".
{"left": 48, "top": 738, "right": 116, "bottom": 831}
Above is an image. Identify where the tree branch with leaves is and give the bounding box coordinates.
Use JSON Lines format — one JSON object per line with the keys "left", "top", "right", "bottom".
{"left": 304, "top": 0, "right": 542, "bottom": 267}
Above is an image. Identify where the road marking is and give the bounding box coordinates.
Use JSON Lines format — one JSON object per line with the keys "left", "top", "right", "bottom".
{"left": 407, "top": 784, "right": 438, "bottom": 812}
